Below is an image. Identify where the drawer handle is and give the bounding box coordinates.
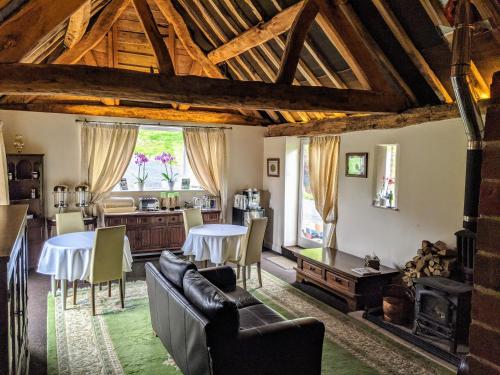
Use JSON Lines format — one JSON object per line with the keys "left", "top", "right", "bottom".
{"left": 334, "top": 277, "right": 341, "bottom": 283}
{"left": 309, "top": 266, "right": 316, "bottom": 272}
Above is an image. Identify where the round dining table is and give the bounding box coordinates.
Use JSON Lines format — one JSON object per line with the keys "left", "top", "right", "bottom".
{"left": 37, "top": 231, "right": 133, "bottom": 309}
{"left": 182, "top": 224, "right": 248, "bottom": 265}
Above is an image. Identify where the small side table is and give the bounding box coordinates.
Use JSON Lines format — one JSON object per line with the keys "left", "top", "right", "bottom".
{"left": 46, "top": 215, "right": 98, "bottom": 237}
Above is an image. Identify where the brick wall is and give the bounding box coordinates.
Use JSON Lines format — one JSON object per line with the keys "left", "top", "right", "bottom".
{"left": 469, "top": 71, "right": 500, "bottom": 375}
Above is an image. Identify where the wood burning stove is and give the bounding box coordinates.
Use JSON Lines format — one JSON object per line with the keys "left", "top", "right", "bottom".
{"left": 414, "top": 277, "right": 472, "bottom": 353}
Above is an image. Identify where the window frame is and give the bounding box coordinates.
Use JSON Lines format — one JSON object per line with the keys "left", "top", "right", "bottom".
{"left": 297, "top": 138, "right": 325, "bottom": 248}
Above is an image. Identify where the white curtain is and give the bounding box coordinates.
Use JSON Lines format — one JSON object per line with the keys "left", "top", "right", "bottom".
{"left": 0, "top": 121, "right": 9, "bottom": 205}
{"left": 309, "top": 136, "right": 340, "bottom": 248}
{"left": 80, "top": 123, "right": 139, "bottom": 204}
{"left": 183, "top": 128, "right": 227, "bottom": 222}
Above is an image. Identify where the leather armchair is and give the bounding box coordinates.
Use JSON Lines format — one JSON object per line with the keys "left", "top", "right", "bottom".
{"left": 146, "top": 251, "right": 325, "bottom": 375}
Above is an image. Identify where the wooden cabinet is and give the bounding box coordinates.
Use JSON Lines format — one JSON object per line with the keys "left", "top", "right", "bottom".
{"left": 7, "top": 154, "right": 45, "bottom": 270}
{"left": 0, "top": 205, "right": 29, "bottom": 375}
{"left": 103, "top": 210, "right": 220, "bottom": 254}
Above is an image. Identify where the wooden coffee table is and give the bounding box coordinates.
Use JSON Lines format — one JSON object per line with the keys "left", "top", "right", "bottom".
{"left": 293, "top": 248, "right": 399, "bottom": 311}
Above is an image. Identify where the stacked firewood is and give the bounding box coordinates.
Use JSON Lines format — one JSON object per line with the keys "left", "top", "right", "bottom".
{"left": 402, "top": 240, "right": 457, "bottom": 287}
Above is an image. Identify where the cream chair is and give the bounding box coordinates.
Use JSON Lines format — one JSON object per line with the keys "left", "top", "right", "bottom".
{"left": 86, "top": 226, "right": 126, "bottom": 316}
{"left": 232, "top": 217, "right": 268, "bottom": 290}
{"left": 55, "top": 212, "right": 85, "bottom": 235}
{"left": 182, "top": 208, "right": 203, "bottom": 236}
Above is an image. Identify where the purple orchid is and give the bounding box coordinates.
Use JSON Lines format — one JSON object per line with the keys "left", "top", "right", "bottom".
{"left": 155, "top": 151, "right": 178, "bottom": 183}
{"left": 133, "top": 153, "right": 149, "bottom": 183}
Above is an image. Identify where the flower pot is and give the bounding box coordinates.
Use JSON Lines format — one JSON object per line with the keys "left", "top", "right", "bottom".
{"left": 136, "top": 181, "right": 145, "bottom": 191}
{"left": 168, "top": 181, "right": 175, "bottom": 191}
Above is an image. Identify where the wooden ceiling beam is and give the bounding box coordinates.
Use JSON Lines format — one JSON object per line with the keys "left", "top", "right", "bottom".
{"left": 132, "top": 0, "right": 174, "bottom": 75}
{"left": 55, "top": 0, "right": 131, "bottom": 64}
{"left": 266, "top": 101, "right": 491, "bottom": 137}
{"left": 276, "top": 0, "right": 319, "bottom": 84}
{"left": 314, "top": 0, "right": 394, "bottom": 93}
{"left": 372, "top": 0, "right": 453, "bottom": 103}
{"left": 64, "top": 1, "right": 92, "bottom": 49}
{"left": 207, "top": 1, "right": 303, "bottom": 64}
{"left": 0, "top": 0, "right": 87, "bottom": 62}
{"left": 0, "top": 63, "right": 407, "bottom": 113}
{"left": 153, "top": 0, "right": 223, "bottom": 78}
{"left": 0, "top": 103, "right": 264, "bottom": 126}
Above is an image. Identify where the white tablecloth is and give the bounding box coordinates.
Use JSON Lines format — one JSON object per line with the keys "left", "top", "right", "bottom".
{"left": 182, "top": 224, "right": 248, "bottom": 264}
{"left": 37, "top": 231, "right": 133, "bottom": 281}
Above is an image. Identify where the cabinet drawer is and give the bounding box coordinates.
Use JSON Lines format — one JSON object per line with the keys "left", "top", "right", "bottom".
{"left": 150, "top": 216, "right": 167, "bottom": 225}
{"left": 107, "top": 217, "right": 125, "bottom": 226}
{"left": 302, "top": 261, "right": 323, "bottom": 277}
{"left": 126, "top": 217, "right": 138, "bottom": 225}
{"left": 137, "top": 216, "right": 151, "bottom": 225}
{"left": 326, "top": 271, "right": 351, "bottom": 292}
{"left": 203, "top": 213, "right": 219, "bottom": 223}
{"left": 166, "top": 214, "right": 183, "bottom": 224}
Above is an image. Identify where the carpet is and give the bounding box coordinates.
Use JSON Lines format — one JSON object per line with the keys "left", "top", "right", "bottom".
{"left": 47, "top": 271, "right": 453, "bottom": 375}
{"left": 266, "top": 256, "right": 297, "bottom": 270}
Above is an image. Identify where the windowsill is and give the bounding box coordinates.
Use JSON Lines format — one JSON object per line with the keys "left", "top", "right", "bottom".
{"left": 111, "top": 189, "right": 206, "bottom": 193}
{"left": 371, "top": 203, "right": 399, "bottom": 211}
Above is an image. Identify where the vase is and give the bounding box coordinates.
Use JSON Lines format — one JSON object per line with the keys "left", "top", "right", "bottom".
{"left": 168, "top": 181, "right": 175, "bottom": 191}
{"left": 136, "top": 181, "right": 144, "bottom": 191}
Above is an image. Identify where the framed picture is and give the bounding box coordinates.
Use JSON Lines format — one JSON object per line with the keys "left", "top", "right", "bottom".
{"left": 267, "top": 158, "right": 280, "bottom": 177}
{"left": 119, "top": 178, "right": 128, "bottom": 190}
{"left": 346, "top": 153, "right": 368, "bottom": 178}
{"left": 181, "top": 178, "right": 190, "bottom": 190}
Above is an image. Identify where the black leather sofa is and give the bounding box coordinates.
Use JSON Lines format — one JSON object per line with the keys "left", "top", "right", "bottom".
{"left": 146, "top": 251, "right": 325, "bottom": 375}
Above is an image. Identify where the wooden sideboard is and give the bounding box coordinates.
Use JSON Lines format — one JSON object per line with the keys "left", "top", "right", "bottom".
{"left": 103, "top": 210, "right": 220, "bottom": 254}
{"left": 0, "top": 205, "right": 29, "bottom": 375}
{"left": 294, "top": 248, "right": 399, "bottom": 312}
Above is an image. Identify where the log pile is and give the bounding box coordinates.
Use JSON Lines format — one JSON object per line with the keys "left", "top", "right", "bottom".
{"left": 402, "top": 240, "right": 457, "bottom": 287}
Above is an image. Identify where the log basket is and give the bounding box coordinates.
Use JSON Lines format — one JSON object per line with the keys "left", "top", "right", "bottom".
{"left": 382, "top": 284, "right": 415, "bottom": 325}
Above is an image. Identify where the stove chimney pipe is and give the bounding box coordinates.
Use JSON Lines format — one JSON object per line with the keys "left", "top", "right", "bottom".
{"left": 451, "top": 0, "right": 484, "bottom": 233}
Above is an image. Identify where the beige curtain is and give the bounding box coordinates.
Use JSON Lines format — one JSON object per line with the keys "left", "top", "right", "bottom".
{"left": 0, "top": 121, "right": 9, "bottom": 205}
{"left": 309, "top": 136, "right": 340, "bottom": 248}
{"left": 183, "top": 128, "right": 227, "bottom": 222}
{"left": 81, "top": 123, "right": 138, "bottom": 204}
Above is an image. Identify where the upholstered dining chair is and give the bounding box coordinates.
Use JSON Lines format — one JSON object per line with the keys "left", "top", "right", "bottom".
{"left": 230, "top": 217, "right": 268, "bottom": 290}
{"left": 55, "top": 212, "right": 85, "bottom": 235}
{"left": 182, "top": 208, "right": 203, "bottom": 236}
{"left": 85, "top": 225, "right": 126, "bottom": 316}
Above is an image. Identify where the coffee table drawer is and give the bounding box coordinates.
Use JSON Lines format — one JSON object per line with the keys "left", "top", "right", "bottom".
{"left": 302, "top": 261, "right": 323, "bottom": 278}
{"left": 326, "top": 271, "right": 351, "bottom": 291}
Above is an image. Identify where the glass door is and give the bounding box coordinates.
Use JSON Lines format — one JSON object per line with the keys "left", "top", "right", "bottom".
{"left": 298, "top": 139, "right": 324, "bottom": 248}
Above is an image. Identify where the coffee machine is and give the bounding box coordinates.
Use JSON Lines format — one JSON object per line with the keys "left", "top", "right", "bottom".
{"left": 233, "top": 188, "right": 265, "bottom": 226}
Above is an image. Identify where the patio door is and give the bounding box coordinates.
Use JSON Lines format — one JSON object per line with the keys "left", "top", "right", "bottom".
{"left": 297, "top": 139, "right": 324, "bottom": 248}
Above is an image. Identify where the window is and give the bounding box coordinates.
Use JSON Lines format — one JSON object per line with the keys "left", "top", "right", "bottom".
{"left": 116, "top": 127, "right": 201, "bottom": 191}
{"left": 298, "top": 139, "right": 324, "bottom": 247}
{"left": 373, "top": 144, "right": 398, "bottom": 209}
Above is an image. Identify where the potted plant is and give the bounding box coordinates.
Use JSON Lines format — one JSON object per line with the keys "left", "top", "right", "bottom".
{"left": 133, "top": 153, "right": 149, "bottom": 191}
{"left": 155, "top": 152, "right": 178, "bottom": 190}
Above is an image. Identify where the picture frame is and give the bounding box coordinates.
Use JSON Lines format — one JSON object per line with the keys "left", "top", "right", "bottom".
{"left": 346, "top": 153, "right": 368, "bottom": 178}
{"left": 181, "top": 178, "right": 191, "bottom": 190}
{"left": 267, "top": 158, "right": 280, "bottom": 177}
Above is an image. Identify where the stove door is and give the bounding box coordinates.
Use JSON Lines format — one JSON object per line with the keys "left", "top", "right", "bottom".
{"left": 417, "top": 290, "right": 453, "bottom": 326}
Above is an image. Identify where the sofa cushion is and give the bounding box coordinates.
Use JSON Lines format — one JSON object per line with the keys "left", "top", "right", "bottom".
{"left": 238, "top": 304, "right": 285, "bottom": 330}
{"left": 159, "top": 251, "right": 196, "bottom": 289}
{"left": 225, "top": 286, "right": 262, "bottom": 309}
{"left": 183, "top": 269, "right": 239, "bottom": 333}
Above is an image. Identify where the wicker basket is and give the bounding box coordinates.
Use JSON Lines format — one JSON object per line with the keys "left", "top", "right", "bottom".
{"left": 382, "top": 284, "right": 415, "bottom": 325}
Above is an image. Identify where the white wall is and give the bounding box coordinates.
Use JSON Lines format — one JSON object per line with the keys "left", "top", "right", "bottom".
{"left": 336, "top": 118, "right": 466, "bottom": 267}
{"left": 0, "top": 109, "right": 265, "bottom": 219}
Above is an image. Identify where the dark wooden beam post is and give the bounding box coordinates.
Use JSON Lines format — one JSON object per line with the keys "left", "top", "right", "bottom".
{"left": 276, "top": 0, "right": 319, "bottom": 84}
{"left": 132, "top": 0, "right": 175, "bottom": 76}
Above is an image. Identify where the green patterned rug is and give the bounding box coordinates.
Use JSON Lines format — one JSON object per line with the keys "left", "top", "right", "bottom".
{"left": 47, "top": 270, "right": 453, "bottom": 375}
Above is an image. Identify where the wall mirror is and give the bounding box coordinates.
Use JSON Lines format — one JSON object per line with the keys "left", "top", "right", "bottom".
{"left": 373, "top": 144, "right": 399, "bottom": 210}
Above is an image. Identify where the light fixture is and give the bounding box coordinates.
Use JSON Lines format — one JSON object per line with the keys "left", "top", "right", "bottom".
{"left": 74, "top": 184, "right": 91, "bottom": 217}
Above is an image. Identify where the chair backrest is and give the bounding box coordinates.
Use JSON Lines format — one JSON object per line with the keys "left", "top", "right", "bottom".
{"left": 182, "top": 208, "right": 203, "bottom": 236}
{"left": 240, "top": 217, "right": 268, "bottom": 266}
{"left": 56, "top": 212, "right": 85, "bottom": 235}
{"left": 89, "top": 226, "right": 126, "bottom": 284}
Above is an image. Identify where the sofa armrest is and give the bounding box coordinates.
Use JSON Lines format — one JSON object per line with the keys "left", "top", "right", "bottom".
{"left": 198, "top": 266, "right": 236, "bottom": 292}
{"left": 210, "top": 317, "right": 325, "bottom": 375}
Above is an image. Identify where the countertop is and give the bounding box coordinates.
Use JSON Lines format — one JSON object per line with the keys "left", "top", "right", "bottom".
{"left": 103, "top": 208, "right": 221, "bottom": 216}
{"left": 0, "top": 204, "right": 28, "bottom": 258}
